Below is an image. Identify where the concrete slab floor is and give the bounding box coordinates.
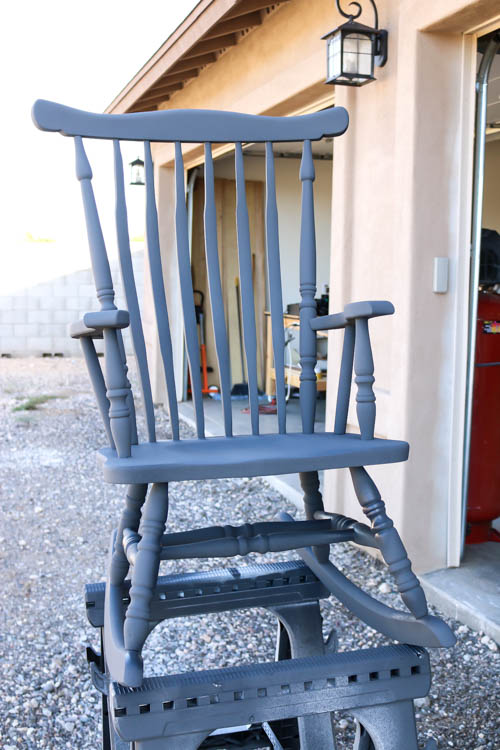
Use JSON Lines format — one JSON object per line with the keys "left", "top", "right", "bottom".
{"left": 422, "top": 542, "right": 500, "bottom": 644}
{"left": 178, "top": 396, "right": 325, "bottom": 507}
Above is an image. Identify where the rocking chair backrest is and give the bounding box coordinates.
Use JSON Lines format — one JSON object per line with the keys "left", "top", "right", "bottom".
{"left": 32, "top": 100, "right": 349, "bottom": 454}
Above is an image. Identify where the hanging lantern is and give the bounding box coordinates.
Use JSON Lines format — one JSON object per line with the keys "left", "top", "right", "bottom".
{"left": 323, "top": 1, "right": 388, "bottom": 87}
{"left": 129, "top": 157, "right": 145, "bottom": 186}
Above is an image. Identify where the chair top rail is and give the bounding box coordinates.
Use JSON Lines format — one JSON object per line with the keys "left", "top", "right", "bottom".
{"left": 32, "top": 99, "right": 349, "bottom": 143}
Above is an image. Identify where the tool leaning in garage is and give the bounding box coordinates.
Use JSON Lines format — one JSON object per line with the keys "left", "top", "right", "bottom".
{"left": 33, "top": 98, "right": 456, "bottom": 750}
{"left": 193, "top": 289, "right": 219, "bottom": 397}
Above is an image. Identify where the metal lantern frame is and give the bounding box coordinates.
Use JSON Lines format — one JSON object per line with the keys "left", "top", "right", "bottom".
{"left": 129, "top": 157, "right": 145, "bottom": 185}
{"left": 323, "top": 0, "right": 388, "bottom": 87}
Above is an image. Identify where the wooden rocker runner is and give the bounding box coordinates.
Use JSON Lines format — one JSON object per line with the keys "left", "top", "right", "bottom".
{"left": 33, "top": 98, "right": 455, "bottom": 749}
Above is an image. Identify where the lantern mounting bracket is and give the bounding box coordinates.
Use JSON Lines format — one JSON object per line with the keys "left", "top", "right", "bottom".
{"left": 335, "top": 0, "right": 379, "bottom": 29}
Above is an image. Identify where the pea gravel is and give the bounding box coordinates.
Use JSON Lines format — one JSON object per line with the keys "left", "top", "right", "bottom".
{"left": 0, "top": 358, "right": 498, "bottom": 749}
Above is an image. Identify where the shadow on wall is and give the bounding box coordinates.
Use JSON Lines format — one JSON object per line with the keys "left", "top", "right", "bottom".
{"left": 0, "top": 248, "right": 144, "bottom": 356}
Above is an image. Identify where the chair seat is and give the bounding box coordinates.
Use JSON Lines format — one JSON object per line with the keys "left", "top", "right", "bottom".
{"left": 98, "top": 432, "right": 409, "bottom": 484}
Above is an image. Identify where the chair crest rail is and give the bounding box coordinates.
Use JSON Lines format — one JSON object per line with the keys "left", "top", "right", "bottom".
{"left": 32, "top": 99, "right": 348, "bottom": 142}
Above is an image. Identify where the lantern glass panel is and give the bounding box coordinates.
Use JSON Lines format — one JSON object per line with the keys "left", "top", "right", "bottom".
{"left": 342, "top": 32, "right": 373, "bottom": 78}
{"left": 132, "top": 165, "right": 143, "bottom": 184}
{"left": 130, "top": 160, "right": 145, "bottom": 185}
{"left": 327, "top": 32, "right": 342, "bottom": 80}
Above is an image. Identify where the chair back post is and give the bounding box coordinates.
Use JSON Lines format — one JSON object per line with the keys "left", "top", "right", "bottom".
{"left": 74, "top": 136, "right": 132, "bottom": 458}
{"left": 299, "top": 140, "right": 318, "bottom": 434}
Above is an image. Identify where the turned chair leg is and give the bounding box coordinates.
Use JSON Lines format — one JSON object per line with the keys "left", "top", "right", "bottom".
{"left": 110, "top": 483, "right": 148, "bottom": 587}
{"left": 299, "top": 470, "right": 330, "bottom": 563}
{"left": 124, "top": 483, "right": 169, "bottom": 655}
{"left": 349, "top": 467, "right": 428, "bottom": 619}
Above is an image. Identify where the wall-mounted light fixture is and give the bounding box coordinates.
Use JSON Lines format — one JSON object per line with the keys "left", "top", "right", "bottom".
{"left": 129, "top": 157, "right": 145, "bottom": 185}
{"left": 323, "top": 0, "right": 388, "bottom": 87}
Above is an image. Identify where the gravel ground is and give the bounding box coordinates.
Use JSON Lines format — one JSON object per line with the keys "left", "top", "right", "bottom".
{"left": 0, "top": 357, "right": 498, "bottom": 750}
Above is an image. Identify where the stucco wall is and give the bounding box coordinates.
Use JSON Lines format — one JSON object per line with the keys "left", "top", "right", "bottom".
{"left": 324, "top": 0, "right": 500, "bottom": 572}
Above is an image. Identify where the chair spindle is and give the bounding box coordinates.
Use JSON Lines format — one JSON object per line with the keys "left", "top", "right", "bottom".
{"left": 79, "top": 335, "right": 114, "bottom": 448}
{"left": 354, "top": 318, "right": 376, "bottom": 440}
{"left": 116, "top": 329, "right": 138, "bottom": 445}
{"left": 265, "top": 142, "right": 286, "bottom": 434}
{"left": 144, "top": 141, "right": 180, "bottom": 441}
{"left": 299, "top": 139, "right": 317, "bottom": 434}
{"left": 174, "top": 142, "right": 205, "bottom": 440}
{"left": 203, "top": 143, "right": 232, "bottom": 436}
{"left": 334, "top": 323, "right": 355, "bottom": 435}
{"left": 113, "top": 139, "right": 156, "bottom": 443}
{"left": 235, "top": 142, "right": 259, "bottom": 435}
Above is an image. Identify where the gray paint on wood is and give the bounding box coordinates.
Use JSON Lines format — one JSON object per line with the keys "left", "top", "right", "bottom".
{"left": 113, "top": 140, "right": 156, "bottom": 443}
{"left": 174, "top": 142, "right": 205, "bottom": 439}
{"left": 79, "top": 335, "right": 114, "bottom": 448}
{"left": 74, "top": 136, "right": 131, "bottom": 458}
{"left": 235, "top": 142, "right": 259, "bottom": 435}
{"left": 299, "top": 140, "right": 317, "bottom": 434}
{"left": 334, "top": 323, "right": 355, "bottom": 435}
{"left": 203, "top": 143, "right": 233, "bottom": 436}
{"left": 33, "top": 99, "right": 349, "bottom": 142}
{"left": 144, "top": 141, "right": 180, "bottom": 440}
{"left": 265, "top": 142, "right": 286, "bottom": 434}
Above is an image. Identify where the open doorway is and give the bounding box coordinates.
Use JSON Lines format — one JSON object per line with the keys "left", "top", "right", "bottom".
{"left": 425, "top": 29, "right": 500, "bottom": 643}
{"left": 463, "top": 33, "right": 500, "bottom": 551}
{"left": 180, "top": 139, "right": 334, "bottom": 441}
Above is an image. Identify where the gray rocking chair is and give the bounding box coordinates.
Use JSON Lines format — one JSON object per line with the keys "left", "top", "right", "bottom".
{"left": 32, "top": 98, "right": 455, "bottom": 750}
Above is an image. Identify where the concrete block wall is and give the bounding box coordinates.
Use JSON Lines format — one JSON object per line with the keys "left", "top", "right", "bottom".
{"left": 0, "top": 249, "right": 144, "bottom": 356}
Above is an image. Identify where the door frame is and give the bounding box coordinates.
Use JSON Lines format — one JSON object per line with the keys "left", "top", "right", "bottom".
{"left": 447, "top": 15, "right": 500, "bottom": 567}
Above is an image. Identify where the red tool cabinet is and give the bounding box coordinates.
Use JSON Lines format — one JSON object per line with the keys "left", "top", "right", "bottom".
{"left": 466, "top": 291, "right": 500, "bottom": 543}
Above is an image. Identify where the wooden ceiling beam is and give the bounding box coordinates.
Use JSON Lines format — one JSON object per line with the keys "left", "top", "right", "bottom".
{"left": 138, "top": 83, "right": 184, "bottom": 106}
{"left": 158, "top": 68, "right": 200, "bottom": 85}
{"left": 224, "top": 0, "right": 289, "bottom": 20}
{"left": 136, "top": 92, "right": 175, "bottom": 107}
{"left": 183, "top": 33, "right": 237, "bottom": 57}
{"left": 128, "top": 104, "right": 159, "bottom": 113}
{"left": 202, "top": 11, "right": 262, "bottom": 38}
{"left": 168, "top": 52, "right": 217, "bottom": 74}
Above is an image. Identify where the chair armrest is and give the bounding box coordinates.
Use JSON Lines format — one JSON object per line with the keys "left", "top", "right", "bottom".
{"left": 310, "top": 311, "right": 347, "bottom": 331}
{"left": 343, "top": 300, "right": 394, "bottom": 320}
{"left": 70, "top": 309, "right": 130, "bottom": 339}
{"left": 310, "top": 300, "right": 394, "bottom": 332}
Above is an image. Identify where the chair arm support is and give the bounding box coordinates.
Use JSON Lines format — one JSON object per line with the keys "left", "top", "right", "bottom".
{"left": 310, "top": 301, "right": 393, "bottom": 439}
{"left": 70, "top": 309, "right": 130, "bottom": 339}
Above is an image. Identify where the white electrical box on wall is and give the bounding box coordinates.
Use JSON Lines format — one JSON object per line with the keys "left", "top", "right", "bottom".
{"left": 433, "top": 257, "right": 449, "bottom": 293}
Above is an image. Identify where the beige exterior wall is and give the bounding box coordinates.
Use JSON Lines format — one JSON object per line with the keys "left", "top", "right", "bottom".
{"left": 213, "top": 153, "right": 333, "bottom": 309}
{"left": 325, "top": 0, "right": 500, "bottom": 573}
{"left": 139, "top": 0, "right": 500, "bottom": 572}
